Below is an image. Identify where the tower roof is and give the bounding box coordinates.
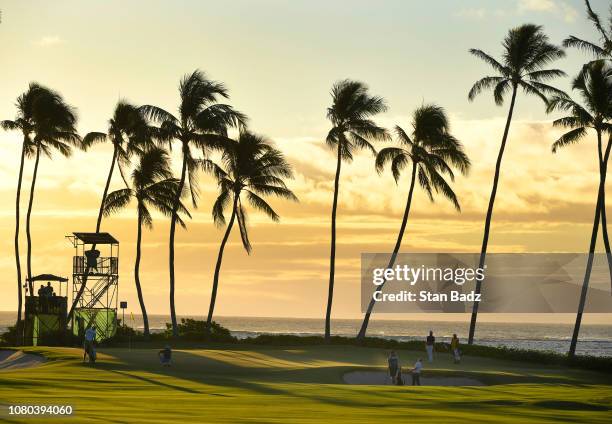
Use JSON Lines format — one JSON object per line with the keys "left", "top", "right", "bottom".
{"left": 72, "top": 232, "right": 119, "bottom": 245}
{"left": 26, "top": 274, "right": 68, "bottom": 282}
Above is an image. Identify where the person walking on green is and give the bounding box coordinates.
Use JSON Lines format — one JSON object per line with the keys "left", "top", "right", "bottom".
{"left": 83, "top": 325, "right": 96, "bottom": 363}
{"left": 451, "top": 334, "right": 461, "bottom": 364}
{"left": 425, "top": 331, "right": 435, "bottom": 362}
{"left": 388, "top": 351, "right": 399, "bottom": 384}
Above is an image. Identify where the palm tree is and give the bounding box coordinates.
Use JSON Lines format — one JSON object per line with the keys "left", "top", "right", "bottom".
{"left": 102, "top": 147, "right": 190, "bottom": 336}
{"left": 324, "top": 80, "right": 389, "bottom": 339}
{"left": 564, "top": 0, "right": 612, "bottom": 287}
{"left": 357, "top": 105, "right": 470, "bottom": 339}
{"left": 141, "top": 70, "right": 246, "bottom": 336}
{"left": 547, "top": 61, "right": 612, "bottom": 357}
{"left": 207, "top": 131, "right": 297, "bottom": 328}
{"left": 1, "top": 83, "right": 44, "bottom": 330}
{"left": 564, "top": 0, "right": 612, "bottom": 58}
{"left": 3, "top": 85, "right": 80, "bottom": 298}
{"left": 67, "top": 101, "right": 151, "bottom": 322}
{"left": 466, "top": 24, "right": 566, "bottom": 344}
{"left": 23, "top": 89, "right": 80, "bottom": 296}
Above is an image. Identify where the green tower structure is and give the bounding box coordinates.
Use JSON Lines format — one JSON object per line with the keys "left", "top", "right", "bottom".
{"left": 67, "top": 232, "right": 119, "bottom": 341}
{"left": 24, "top": 274, "right": 69, "bottom": 346}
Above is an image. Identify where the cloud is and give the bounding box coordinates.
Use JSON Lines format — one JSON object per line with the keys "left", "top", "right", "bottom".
{"left": 517, "top": 0, "right": 578, "bottom": 23}
{"left": 455, "top": 8, "right": 487, "bottom": 20}
{"left": 34, "top": 36, "right": 63, "bottom": 46}
{"left": 518, "top": 0, "right": 556, "bottom": 12}
{"left": 459, "top": 1, "right": 578, "bottom": 23}
{"left": 560, "top": 2, "right": 579, "bottom": 23}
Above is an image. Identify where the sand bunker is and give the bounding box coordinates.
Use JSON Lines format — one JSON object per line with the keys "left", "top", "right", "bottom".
{"left": 343, "top": 371, "right": 484, "bottom": 386}
{"left": 0, "top": 350, "right": 46, "bottom": 371}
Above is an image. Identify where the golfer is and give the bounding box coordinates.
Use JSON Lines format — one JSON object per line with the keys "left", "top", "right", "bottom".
{"left": 83, "top": 325, "right": 96, "bottom": 363}
{"left": 425, "top": 330, "right": 435, "bottom": 362}
{"left": 388, "top": 351, "right": 399, "bottom": 384}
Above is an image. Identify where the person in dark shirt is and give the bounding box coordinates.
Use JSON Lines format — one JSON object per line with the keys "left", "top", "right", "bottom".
{"left": 388, "top": 351, "right": 399, "bottom": 384}
{"left": 426, "top": 330, "right": 435, "bottom": 362}
{"left": 159, "top": 345, "right": 172, "bottom": 366}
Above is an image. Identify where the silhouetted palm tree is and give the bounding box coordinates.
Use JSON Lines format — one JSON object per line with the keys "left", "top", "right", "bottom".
{"left": 547, "top": 60, "right": 612, "bottom": 357}
{"left": 1, "top": 84, "right": 44, "bottom": 329}
{"left": 4, "top": 85, "right": 80, "bottom": 301}
{"left": 357, "top": 105, "right": 470, "bottom": 338}
{"left": 466, "top": 24, "right": 566, "bottom": 344}
{"left": 102, "top": 147, "right": 190, "bottom": 336}
{"left": 207, "top": 131, "right": 297, "bottom": 328}
{"left": 564, "top": 0, "right": 612, "bottom": 286}
{"left": 141, "top": 70, "right": 246, "bottom": 336}
{"left": 324, "top": 80, "right": 389, "bottom": 339}
{"left": 67, "top": 102, "right": 152, "bottom": 323}
{"left": 564, "top": 0, "right": 612, "bottom": 58}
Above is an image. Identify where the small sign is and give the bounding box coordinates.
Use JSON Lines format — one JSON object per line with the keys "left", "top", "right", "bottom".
{"left": 120, "top": 301, "right": 127, "bottom": 309}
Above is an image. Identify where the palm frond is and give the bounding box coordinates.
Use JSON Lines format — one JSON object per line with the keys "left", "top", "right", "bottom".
{"left": 468, "top": 49, "right": 507, "bottom": 74}
{"left": 103, "top": 188, "right": 132, "bottom": 216}
{"left": 563, "top": 36, "right": 606, "bottom": 57}
{"left": 212, "top": 188, "right": 231, "bottom": 226}
{"left": 468, "top": 76, "right": 505, "bottom": 101}
{"left": 236, "top": 200, "right": 252, "bottom": 254}
{"left": 139, "top": 105, "right": 178, "bottom": 125}
{"left": 246, "top": 190, "right": 280, "bottom": 222}
{"left": 417, "top": 166, "right": 434, "bottom": 201}
{"left": 426, "top": 165, "right": 461, "bottom": 210}
{"left": 82, "top": 132, "right": 107, "bottom": 150}
{"left": 552, "top": 127, "right": 588, "bottom": 152}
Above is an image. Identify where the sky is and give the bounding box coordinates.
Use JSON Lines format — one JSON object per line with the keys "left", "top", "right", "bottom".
{"left": 1, "top": 0, "right": 611, "bottom": 325}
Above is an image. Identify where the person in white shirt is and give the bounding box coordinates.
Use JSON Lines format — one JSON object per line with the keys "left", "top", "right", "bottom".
{"left": 83, "top": 326, "right": 96, "bottom": 363}
{"left": 411, "top": 358, "right": 423, "bottom": 386}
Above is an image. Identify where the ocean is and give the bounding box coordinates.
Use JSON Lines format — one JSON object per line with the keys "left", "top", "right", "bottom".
{"left": 2, "top": 312, "right": 611, "bottom": 357}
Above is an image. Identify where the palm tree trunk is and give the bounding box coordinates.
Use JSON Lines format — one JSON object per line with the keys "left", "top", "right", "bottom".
{"left": 25, "top": 144, "right": 41, "bottom": 295}
{"left": 599, "top": 136, "right": 612, "bottom": 292}
{"left": 325, "top": 146, "right": 343, "bottom": 340}
{"left": 135, "top": 205, "right": 150, "bottom": 336}
{"left": 468, "top": 84, "right": 518, "bottom": 345}
{"left": 96, "top": 145, "right": 118, "bottom": 231}
{"left": 169, "top": 142, "right": 188, "bottom": 337}
{"left": 569, "top": 129, "right": 606, "bottom": 357}
{"left": 207, "top": 195, "right": 238, "bottom": 329}
{"left": 14, "top": 140, "right": 27, "bottom": 334}
{"left": 67, "top": 145, "right": 118, "bottom": 323}
{"left": 357, "top": 162, "right": 418, "bottom": 339}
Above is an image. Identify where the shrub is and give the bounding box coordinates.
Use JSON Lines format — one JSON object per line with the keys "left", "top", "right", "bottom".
{"left": 164, "top": 319, "right": 235, "bottom": 342}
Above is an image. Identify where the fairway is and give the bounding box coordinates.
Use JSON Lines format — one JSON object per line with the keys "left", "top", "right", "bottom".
{"left": 1, "top": 345, "right": 611, "bottom": 423}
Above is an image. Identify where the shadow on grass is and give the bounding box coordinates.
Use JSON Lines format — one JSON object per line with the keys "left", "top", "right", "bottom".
{"left": 107, "top": 369, "right": 203, "bottom": 394}
{"left": 532, "top": 400, "right": 610, "bottom": 411}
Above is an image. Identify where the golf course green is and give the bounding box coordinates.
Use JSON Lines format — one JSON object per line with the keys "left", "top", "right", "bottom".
{"left": 0, "top": 346, "right": 612, "bottom": 423}
{"left": 1, "top": 345, "right": 611, "bottom": 423}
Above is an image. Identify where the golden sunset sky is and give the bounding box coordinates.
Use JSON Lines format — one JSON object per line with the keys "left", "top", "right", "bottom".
{"left": 1, "top": 0, "right": 610, "bottom": 324}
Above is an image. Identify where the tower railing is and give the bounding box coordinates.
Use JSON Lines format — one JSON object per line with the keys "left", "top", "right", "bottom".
{"left": 73, "top": 256, "right": 118, "bottom": 275}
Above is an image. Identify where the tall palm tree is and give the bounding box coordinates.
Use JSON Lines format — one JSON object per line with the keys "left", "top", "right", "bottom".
{"left": 547, "top": 61, "right": 612, "bottom": 357}
{"left": 1, "top": 83, "right": 44, "bottom": 330}
{"left": 23, "top": 89, "right": 80, "bottom": 295}
{"left": 141, "top": 70, "right": 246, "bottom": 336}
{"left": 466, "top": 24, "right": 566, "bottom": 344}
{"left": 67, "top": 101, "right": 151, "bottom": 322}
{"left": 324, "top": 80, "right": 389, "bottom": 339}
{"left": 207, "top": 131, "right": 297, "bottom": 328}
{"left": 102, "top": 147, "right": 190, "bottom": 336}
{"left": 357, "top": 105, "right": 470, "bottom": 339}
{"left": 4, "top": 85, "right": 80, "bottom": 298}
{"left": 564, "top": 0, "right": 612, "bottom": 286}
